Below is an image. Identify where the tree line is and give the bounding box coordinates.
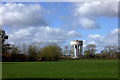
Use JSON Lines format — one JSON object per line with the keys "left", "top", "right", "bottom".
{"left": 2, "top": 42, "right": 62, "bottom": 62}
{"left": 1, "top": 29, "right": 62, "bottom": 62}
{"left": 83, "top": 44, "right": 120, "bottom": 59}
{"left": 62, "top": 44, "right": 120, "bottom": 60}
{"left": 1, "top": 29, "right": 120, "bottom": 62}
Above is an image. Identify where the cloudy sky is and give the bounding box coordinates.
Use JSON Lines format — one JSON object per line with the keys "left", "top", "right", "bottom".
{"left": 0, "top": 2, "right": 119, "bottom": 52}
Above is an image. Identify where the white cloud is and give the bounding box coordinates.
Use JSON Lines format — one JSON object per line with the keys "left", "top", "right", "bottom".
{"left": 75, "top": 2, "right": 118, "bottom": 17}
{"left": 1, "top": 0, "right": 118, "bottom": 2}
{"left": 34, "top": 27, "right": 81, "bottom": 42}
{"left": 74, "top": 2, "right": 118, "bottom": 29}
{"left": 83, "top": 40, "right": 95, "bottom": 47}
{"left": 8, "top": 26, "right": 81, "bottom": 44}
{"left": 88, "top": 28, "right": 120, "bottom": 51}
{"left": 0, "top": 3, "right": 2, "bottom": 28}
{"left": 88, "top": 34, "right": 103, "bottom": 39}
{"left": 110, "top": 28, "right": 120, "bottom": 35}
{"left": 1, "top": 3, "right": 49, "bottom": 28}
{"left": 79, "top": 18, "right": 99, "bottom": 29}
{"left": 1, "top": 3, "right": 82, "bottom": 46}
{"left": 9, "top": 27, "right": 34, "bottom": 39}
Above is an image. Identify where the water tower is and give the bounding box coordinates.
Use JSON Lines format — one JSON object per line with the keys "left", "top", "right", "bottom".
{"left": 70, "top": 40, "right": 83, "bottom": 59}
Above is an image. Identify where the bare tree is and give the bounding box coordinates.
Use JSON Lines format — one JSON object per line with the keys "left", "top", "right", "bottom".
{"left": 21, "top": 44, "right": 28, "bottom": 55}
{"left": 84, "top": 44, "right": 97, "bottom": 58}
{"left": 63, "top": 45, "right": 69, "bottom": 59}
{"left": 11, "top": 45, "right": 19, "bottom": 54}
{"left": 104, "top": 45, "right": 118, "bottom": 59}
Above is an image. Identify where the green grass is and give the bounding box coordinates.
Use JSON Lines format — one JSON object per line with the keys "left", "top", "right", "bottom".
{"left": 0, "top": 62, "right": 2, "bottom": 79}
{"left": 2, "top": 60, "right": 118, "bottom": 79}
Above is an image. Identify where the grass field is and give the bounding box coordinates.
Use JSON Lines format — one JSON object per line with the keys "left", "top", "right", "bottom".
{"left": 2, "top": 60, "right": 118, "bottom": 79}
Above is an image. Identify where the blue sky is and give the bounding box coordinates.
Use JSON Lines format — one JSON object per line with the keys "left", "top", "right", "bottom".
{"left": 41, "top": 2, "right": 118, "bottom": 37}
{"left": 39, "top": 2, "right": 118, "bottom": 36}
{"left": 1, "top": 2, "right": 119, "bottom": 52}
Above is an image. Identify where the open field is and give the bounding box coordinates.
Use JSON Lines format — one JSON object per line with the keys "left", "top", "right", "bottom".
{"left": 2, "top": 60, "right": 118, "bottom": 79}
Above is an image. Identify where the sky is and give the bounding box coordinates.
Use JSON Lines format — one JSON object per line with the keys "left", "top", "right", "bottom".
{"left": 0, "top": 2, "right": 119, "bottom": 52}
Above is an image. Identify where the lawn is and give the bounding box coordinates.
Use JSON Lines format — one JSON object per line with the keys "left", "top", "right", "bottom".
{"left": 2, "top": 60, "right": 118, "bottom": 79}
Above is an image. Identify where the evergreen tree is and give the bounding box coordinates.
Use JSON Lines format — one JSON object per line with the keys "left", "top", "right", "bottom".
{"left": 0, "top": 29, "right": 11, "bottom": 54}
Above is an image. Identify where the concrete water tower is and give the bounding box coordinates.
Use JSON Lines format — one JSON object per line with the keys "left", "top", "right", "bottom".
{"left": 70, "top": 40, "right": 83, "bottom": 59}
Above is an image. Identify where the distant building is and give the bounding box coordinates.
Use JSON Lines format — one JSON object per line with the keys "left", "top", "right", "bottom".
{"left": 70, "top": 40, "right": 83, "bottom": 59}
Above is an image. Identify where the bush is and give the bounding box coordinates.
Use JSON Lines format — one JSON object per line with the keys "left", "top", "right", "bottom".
{"left": 2, "top": 54, "right": 27, "bottom": 62}
{"left": 38, "top": 44, "right": 62, "bottom": 61}
{"left": 11, "top": 54, "right": 27, "bottom": 62}
{"left": 28, "top": 45, "right": 37, "bottom": 61}
{"left": 2, "top": 54, "right": 12, "bottom": 62}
